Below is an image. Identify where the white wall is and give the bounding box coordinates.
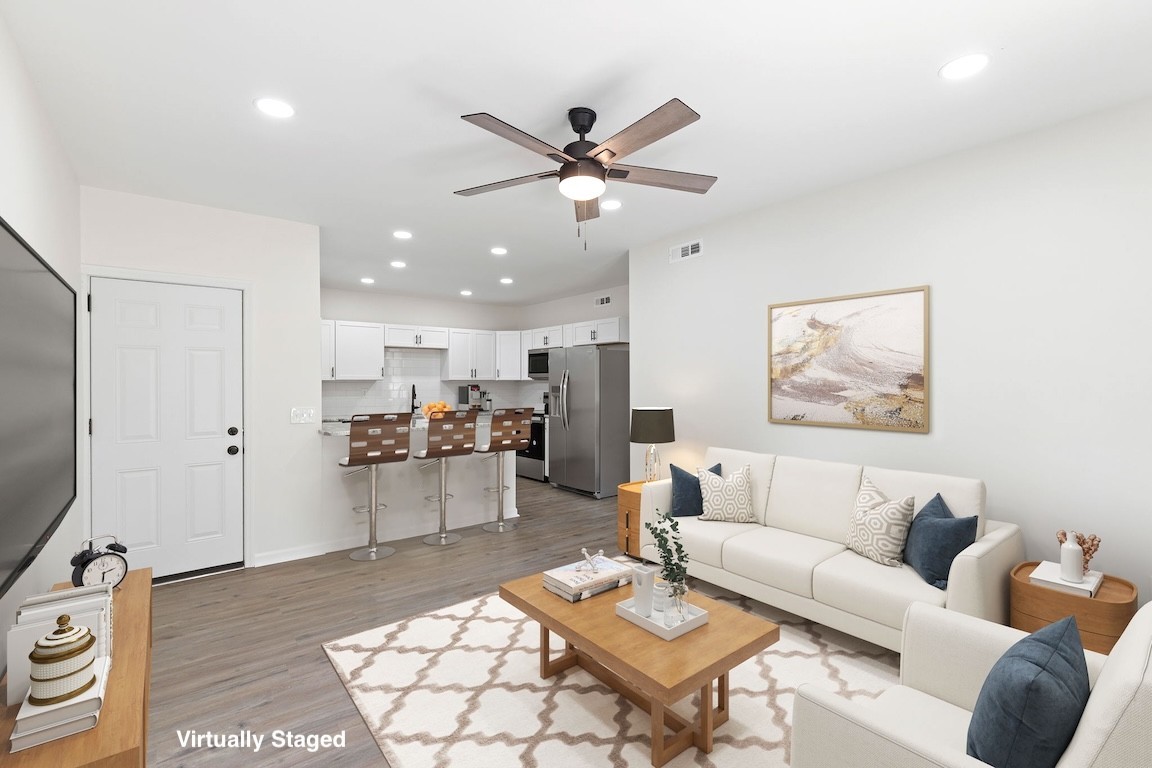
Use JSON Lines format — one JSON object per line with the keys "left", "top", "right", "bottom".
{"left": 630, "top": 97, "right": 1152, "bottom": 602}
{"left": 321, "top": 287, "right": 521, "bottom": 329}
{"left": 518, "top": 283, "right": 628, "bottom": 328}
{"left": 80, "top": 188, "right": 324, "bottom": 566}
{"left": 0, "top": 15, "right": 82, "bottom": 670}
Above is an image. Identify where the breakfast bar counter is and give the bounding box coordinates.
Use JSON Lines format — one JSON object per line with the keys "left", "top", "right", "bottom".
{"left": 319, "top": 412, "right": 518, "bottom": 550}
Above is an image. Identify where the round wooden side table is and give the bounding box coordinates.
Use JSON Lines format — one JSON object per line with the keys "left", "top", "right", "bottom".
{"left": 1009, "top": 561, "right": 1138, "bottom": 653}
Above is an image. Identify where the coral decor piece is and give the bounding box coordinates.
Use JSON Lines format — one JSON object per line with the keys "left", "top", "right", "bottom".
{"left": 1057, "top": 529, "right": 1101, "bottom": 575}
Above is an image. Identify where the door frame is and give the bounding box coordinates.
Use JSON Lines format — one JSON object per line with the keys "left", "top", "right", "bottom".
{"left": 81, "top": 265, "right": 254, "bottom": 570}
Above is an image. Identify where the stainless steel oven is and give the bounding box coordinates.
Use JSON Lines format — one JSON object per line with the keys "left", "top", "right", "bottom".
{"left": 515, "top": 415, "right": 546, "bottom": 480}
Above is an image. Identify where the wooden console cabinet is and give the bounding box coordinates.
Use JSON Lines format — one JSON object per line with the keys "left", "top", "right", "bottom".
{"left": 1010, "top": 561, "right": 1137, "bottom": 653}
{"left": 1, "top": 568, "right": 153, "bottom": 766}
{"left": 617, "top": 480, "right": 646, "bottom": 557}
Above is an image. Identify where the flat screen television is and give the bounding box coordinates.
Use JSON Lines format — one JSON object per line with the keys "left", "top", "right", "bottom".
{"left": 0, "top": 213, "right": 77, "bottom": 601}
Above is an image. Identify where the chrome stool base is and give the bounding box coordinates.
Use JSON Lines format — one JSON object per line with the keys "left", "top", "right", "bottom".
{"left": 422, "top": 531, "right": 462, "bottom": 546}
{"left": 482, "top": 519, "right": 517, "bottom": 533}
{"left": 349, "top": 545, "right": 396, "bottom": 561}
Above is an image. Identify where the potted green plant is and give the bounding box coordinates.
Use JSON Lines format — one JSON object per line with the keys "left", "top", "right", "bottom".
{"left": 645, "top": 512, "right": 689, "bottom": 625}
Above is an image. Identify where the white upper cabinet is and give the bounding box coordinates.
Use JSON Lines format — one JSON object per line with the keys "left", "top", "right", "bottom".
{"left": 572, "top": 317, "right": 628, "bottom": 345}
{"left": 384, "top": 324, "right": 449, "bottom": 349}
{"left": 320, "top": 320, "right": 335, "bottom": 380}
{"left": 334, "top": 321, "right": 386, "bottom": 379}
{"left": 444, "top": 328, "right": 496, "bottom": 380}
{"left": 495, "top": 331, "right": 522, "bottom": 380}
{"left": 530, "top": 326, "right": 563, "bottom": 349}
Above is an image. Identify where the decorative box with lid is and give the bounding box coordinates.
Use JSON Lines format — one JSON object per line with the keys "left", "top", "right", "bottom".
{"left": 28, "top": 614, "right": 97, "bottom": 705}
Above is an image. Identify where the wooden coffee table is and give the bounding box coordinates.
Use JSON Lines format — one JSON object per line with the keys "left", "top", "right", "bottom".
{"left": 499, "top": 573, "right": 780, "bottom": 767}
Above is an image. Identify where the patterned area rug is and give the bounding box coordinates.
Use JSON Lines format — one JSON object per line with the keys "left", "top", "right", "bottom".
{"left": 323, "top": 582, "right": 898, "bottom": 767}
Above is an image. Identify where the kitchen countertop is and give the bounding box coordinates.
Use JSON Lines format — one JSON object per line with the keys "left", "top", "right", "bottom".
{"left": 320, "top": 410, "right": 494, "bottom": 437}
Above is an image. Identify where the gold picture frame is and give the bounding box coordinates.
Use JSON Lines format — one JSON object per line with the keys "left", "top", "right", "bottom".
{"left": 768, "top": 286, "right": 929, "bottom": 433}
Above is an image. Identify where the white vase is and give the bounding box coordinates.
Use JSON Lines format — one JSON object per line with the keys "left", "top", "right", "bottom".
{"left": 1060, "top": 534, "right": 1084, "bottom": 583}
{"left": 652, "top": 583, "right": 669, "bottom": 613}
{"left": 632, "top": 565, "right": 655, "bottom": 617}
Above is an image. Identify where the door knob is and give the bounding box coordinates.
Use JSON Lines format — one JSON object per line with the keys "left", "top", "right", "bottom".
{"left": 227, "top": 445, "right": 239, "bottom": 455}
{"left": 228, "top": 426, "right": 239, "bottom": 436}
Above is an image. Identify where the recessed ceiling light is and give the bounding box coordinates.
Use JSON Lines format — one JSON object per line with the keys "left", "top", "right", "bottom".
{"left": 390, "top": 260, "right": 406, "bottom": 268}
{"left": 460, "top": 290, "right": 473, "bottom": 296}
{"left": 254, "top": 97, "right": 295, "bottom": 118}
{"left": 500, "top": 278, "right": 513, "bottom": 285}
{"left": 939, "top": 53, "right": 990, "bottom": 81}
{"left": 490, "top": 247, "right": 508, "bottom": 255}
{"left": 600, "top": 199, "right": 622, "bottom": 211}
{"left": 360, "top": 277, "right": 375, "bottom": 285}
{"left": 393, "top": 230, "right": 413, "bottom": 240}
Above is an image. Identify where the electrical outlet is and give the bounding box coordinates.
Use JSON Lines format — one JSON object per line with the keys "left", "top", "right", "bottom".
{"left": 290, "top": 407, "right": 316, "bottom": 424}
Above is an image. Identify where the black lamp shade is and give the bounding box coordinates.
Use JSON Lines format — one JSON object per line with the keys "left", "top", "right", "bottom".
{"left": 630, "top": 407, "right": 675, "bottom": 444}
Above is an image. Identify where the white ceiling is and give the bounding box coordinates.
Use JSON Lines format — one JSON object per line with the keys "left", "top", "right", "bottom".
{"left": 4, "top": 1, "right": 1152, "bottom": 306}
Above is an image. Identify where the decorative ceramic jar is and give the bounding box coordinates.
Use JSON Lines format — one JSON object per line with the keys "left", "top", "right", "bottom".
{"left": 28, "top": 614, "right": 97, "bottom": 706}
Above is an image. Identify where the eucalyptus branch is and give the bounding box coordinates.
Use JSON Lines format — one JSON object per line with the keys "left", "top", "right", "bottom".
{"left": 645, "top": 512, "right": 688, "bottom": 594}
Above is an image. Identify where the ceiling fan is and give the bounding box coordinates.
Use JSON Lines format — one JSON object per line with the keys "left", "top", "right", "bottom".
{"left": 454, "top": 98, "right": 717, "bottom": 223}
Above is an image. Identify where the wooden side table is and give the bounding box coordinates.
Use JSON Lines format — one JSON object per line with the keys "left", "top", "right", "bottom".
{"left": 1009, "top": 561, "right": 1138, "bottom": 653}
{"left": 617, "top": 480, "right": 646, "bottom": 557}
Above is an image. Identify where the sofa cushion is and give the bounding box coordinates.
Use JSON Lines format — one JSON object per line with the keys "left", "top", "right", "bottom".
{"left": 845, "top": 476, "right": 915, "bottom": 567}
{"left": 764, "top": 456, "right": 862, "bottom": 542}
{"left": 723, "top": 527, "right": 845, "bottom": 599}
{"left": 813, "top": 550, "right": 946, "bottom": 629}
{"left": 703, "top": 448, "right": 776, "bottom": 525}
{"left": 699, "top": 465, "right": 755, "bottom": 522}
{"left": 904, "top": 494, "right": 978, "bottom": 589}
{"left": 967, "top": 617, "right": 1090, "bottom": 768}
{"left": 669, "top": 462, "right": 721, "bottom": 517}
{"left": 864, "top": 466, "right": 987, "bottom": 539}
{"left": 675, "top": 517, "right": 760, "bottom": 569}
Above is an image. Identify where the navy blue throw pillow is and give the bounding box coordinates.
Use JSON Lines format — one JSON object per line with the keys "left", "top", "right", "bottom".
{"left": 669, "top": 463, "right": 721, "bottom": 517}
{"left": 967, "top": 616, "right": 1090, "bottom": 768}
{"left": 904, "top": 494, "right": 977, "bottom": 589}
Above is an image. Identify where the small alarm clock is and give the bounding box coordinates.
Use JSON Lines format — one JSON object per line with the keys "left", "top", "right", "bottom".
{"left": 70, "top": 535, "right": 129, "bottom": 588}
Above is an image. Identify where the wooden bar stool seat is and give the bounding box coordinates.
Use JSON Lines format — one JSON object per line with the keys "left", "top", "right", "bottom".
{"left": 413, "top": 410, "right": 477, "bottom": 546}
{"left": 476, "top": 407, "right": 533, "bottom": 533}
{"left": 338, "top": 412, "right": 411, "bottom": 561}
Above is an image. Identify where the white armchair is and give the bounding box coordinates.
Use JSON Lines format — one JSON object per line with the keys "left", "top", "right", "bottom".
{"left": 792, "top": 601, "right": 1152, "bottom": 768}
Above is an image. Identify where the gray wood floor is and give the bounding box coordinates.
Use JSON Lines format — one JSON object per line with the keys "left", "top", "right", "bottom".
{"left": 148, "top": 478, "right": 619, "bottom": 767}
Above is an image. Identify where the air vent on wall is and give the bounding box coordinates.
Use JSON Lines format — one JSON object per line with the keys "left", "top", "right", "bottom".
{"left": 594, "top": 295, "right": 612, "bottom": 306}
{"left": 669, "top": 238, "right": 703, "bottom": 263}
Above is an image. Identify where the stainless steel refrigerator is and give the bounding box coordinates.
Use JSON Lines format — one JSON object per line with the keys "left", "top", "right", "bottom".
{"left": 547, "top": 345, "right": 629, "bottom": 498}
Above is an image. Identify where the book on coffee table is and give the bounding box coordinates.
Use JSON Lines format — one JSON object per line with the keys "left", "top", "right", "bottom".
{"left": 543, "top": 555, "right": 632, "bottom": 598}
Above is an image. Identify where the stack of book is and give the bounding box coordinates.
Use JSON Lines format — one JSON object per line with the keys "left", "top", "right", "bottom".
{"left": 6, "top": 584, "right": 114, "bottom": 752}
{"left": 1029, "top": 560, "right": 1105, "bottom": 598}
{"left": 543, "top": 555, "right": 634, "bottom": 602}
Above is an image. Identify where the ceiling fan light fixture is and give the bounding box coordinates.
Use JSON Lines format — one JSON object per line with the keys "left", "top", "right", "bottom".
{"left": 939, "top": 53, "right": 990, "bottom": 80}
{"left": 558, "top": 160, "right": 607, "bottom": 201}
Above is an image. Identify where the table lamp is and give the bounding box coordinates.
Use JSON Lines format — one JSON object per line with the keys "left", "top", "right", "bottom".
{"left": 630, "top": 407, "right": 675, "bottom": 482}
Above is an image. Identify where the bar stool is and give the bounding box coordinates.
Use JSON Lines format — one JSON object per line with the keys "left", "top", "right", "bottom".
{"left": 338, "top": 412, "right": 411, "bottom": 561}
{"left": 414, "top": 410, "right": 476, "bottom": 546}
{"left": 476, "top": 407, "right": 533, "bottom": 533}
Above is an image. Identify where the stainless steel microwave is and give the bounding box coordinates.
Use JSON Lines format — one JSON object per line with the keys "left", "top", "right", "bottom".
{"left": 527, "top": 349, "right": 549, "bottom": 380}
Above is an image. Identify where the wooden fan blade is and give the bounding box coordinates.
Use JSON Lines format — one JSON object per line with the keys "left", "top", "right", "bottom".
{"left": 461, "top": 113, "right": 574, "bottom": 163}
{"left": 587, "top": 99, "right": 700, "bottom": 165}
{"left": 454, "top": 171, "right": 558, "bottom": 196}
{"left": 608, "top": 164, "right": 716, "bottom": 194}
{"left": 575, "top": 198, "right": 600, "bottom": 222}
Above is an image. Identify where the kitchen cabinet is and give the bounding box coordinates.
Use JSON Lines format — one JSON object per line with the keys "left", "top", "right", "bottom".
{"left": 530, "top": 326, "right": 563, "bottom": 349}
{"left": 495, "top": 331, "right": 522, "bottom": 380}
{"left": 320, "top": 319, "right": 335, "bottom": 380}
{"left": 384, "top": 324, "right": 449, "bottom": 349}
{"left": 444, "top": 328, "right": 496, "bottom": 379}
{"left": 520, "top": 331, "right": 532, "bottom": 381}
{"left": 573, "top": 317, "right": 628, "bottom": 345}
{"left": 334, "top": 320, "right": 386, "bottom": 379}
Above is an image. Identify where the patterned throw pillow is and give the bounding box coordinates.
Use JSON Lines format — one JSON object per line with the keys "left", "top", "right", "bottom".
{"left": 845, "top": 476, "right": 915, "bottom": 567}
{"left": 698, "top": 465, "right": 755, "bottom": 523}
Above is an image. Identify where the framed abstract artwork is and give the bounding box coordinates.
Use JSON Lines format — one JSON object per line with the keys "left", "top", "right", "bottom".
{"left": 768, "top": 286, "right": 929, "bottom": 432}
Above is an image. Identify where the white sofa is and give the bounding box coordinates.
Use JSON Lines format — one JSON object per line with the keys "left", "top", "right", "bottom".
{"left": 792, "top": 601, "right": 1152, "bottom": 767}
{"left": 637, "top": 447, "right": 1025, "bottom": 651}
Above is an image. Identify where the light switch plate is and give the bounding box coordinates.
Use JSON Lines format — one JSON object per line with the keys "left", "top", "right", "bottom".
{"left": 290, "top": 407, "right": 316, "bottom": 424}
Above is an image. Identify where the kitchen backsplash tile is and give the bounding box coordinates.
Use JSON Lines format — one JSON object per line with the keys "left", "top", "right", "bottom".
{"left": 322, "top": 347, "right": 548, "bottom": 419}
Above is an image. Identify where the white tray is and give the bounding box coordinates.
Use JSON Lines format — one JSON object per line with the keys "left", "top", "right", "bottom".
{"left": 615, "top": 598, "right": 709, "bottom": 640}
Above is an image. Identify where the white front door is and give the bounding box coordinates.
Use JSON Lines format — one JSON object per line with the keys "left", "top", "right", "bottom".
{"left": 90, "top": 277, "right": 244, "bottom": 578}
